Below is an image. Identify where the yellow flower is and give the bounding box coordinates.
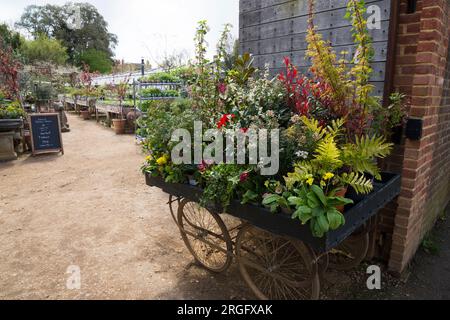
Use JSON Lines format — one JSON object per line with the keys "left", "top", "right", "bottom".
{"left": 156, "top": 155, "right": 168, "bottom": 166}
{"left": 306, "top": 178, "right": 314, "bottom": 186}
{"left": 145, "top": 155, "right": 153, "bottom": 162}
{"left": 323, "top": 172, "right": 334, "bottom": 180}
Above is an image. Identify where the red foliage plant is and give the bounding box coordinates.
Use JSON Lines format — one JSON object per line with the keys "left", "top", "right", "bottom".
{"left": 0, "top": 40, "right": 21, "bottom": 99}
{"left": 278, "top": 57, "right": 337, "bottom": 122}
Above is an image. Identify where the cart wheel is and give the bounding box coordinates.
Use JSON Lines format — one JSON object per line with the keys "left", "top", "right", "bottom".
{"left": 236, "top": 225, "right": 320, "bottom": 300}
{"left": 168, "top": 195, "right": 181, "bottom": 224}
{"left": 177, "top": 199, "right": 233, "bottom": 273}
{"left": 317, "top": 252, "right": 329, "bottom": 278}
{"left": 328, "top": 231, "right": 369, "bottom": 271}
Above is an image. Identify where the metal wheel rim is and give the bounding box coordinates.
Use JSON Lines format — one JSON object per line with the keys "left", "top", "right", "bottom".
{"left": 168, "top": 195, "right": 181, "bottom": 225}
{"left": 328, "top": 232, "right": 370, "bottom": 271}
{"left": 236, "top": 224, "right": 320, "bottom": 300}
{"left": 177, "top": 199, "right": 233, "bottom": 273}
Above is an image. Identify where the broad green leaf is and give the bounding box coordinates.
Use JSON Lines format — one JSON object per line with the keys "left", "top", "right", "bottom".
{"left": 288, "top": 196, "right": 303, "bottom": 207}
{"left": 311, "top": 220, "right": 325, "bottom": 238}
{"left": 327, "top": 209, "right": 344, "bottom": 230}
{"left": 262, "top": 194, "right": 279, "bottom": 205}
{"left": 307, "top": 192, "right": 319, "bottom": 208}
{"left": 328, "top": 196, "right": 354, "bottom": 207}
{"left": 316, "top": 215, "right": 330, "bottom": 234}
{"left": 311, "top": 185, "right": 327, "bottom": 206}
{"left": 292, "top": 207, "right": 312, "bottom": 224}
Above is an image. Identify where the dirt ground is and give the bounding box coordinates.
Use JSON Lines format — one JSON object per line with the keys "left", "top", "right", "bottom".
{"left": 0, "top": 114, "right": 448, "bottom": 300}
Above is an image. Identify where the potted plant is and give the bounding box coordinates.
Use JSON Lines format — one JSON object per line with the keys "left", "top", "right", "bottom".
{"left": 0, "top": 97, "right": 25, "bottom": 161}
{"left": 78, "top": 65, "right": 99, "bottom": 120}
{"left": 0, "top": 97, "right": 24, "bottom": 131}
{"left": 111, "top": 75, "right": 130, "bottom": 134}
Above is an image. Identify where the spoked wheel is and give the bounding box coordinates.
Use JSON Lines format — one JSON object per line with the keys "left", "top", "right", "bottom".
{"left": 328, "top": 231, "right": 370, "bottom": 271}
{"left": 236, "top": 224, "right": 320, "bottom": 300}
{"left": 177, "top": 199, "right": 233, "bottom": 273}
{"left": 317, "top": 252, "right": 329, "bottom": 278}
{"left": 168, "top": 195, "right": 181, "bottom": 224}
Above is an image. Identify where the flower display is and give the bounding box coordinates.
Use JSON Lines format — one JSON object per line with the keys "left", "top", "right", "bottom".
{"left": 141, "top": 2, "right": 407, "bottom": 238}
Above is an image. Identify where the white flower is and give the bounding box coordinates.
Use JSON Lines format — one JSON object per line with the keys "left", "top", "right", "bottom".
{"left": 266, "top": 110, "right": 275, "bottom": 117}
{"left": 295, "top": 150, "right": 309, "bottom": 159}
{"left": 290, "top": 115, "right": 301, "bottom": 123}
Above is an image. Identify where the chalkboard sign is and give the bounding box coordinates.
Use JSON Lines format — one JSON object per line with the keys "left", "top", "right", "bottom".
{"left": 29, "top": 113, "right": 64, "bottom": 155}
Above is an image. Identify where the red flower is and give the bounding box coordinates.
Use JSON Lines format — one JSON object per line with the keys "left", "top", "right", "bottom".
{"left": 217, "top": 114, "right": 236, "bottom": 129}
{"left": 240, "top": 172, "right": 249, "bottom": 183}
{"left": 198, "top": 160, "right": 212, "bottom": 172}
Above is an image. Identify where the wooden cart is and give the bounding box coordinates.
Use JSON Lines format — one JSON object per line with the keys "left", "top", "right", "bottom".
{"left": 145, "top": 172, "right": 401, "bottom": 300}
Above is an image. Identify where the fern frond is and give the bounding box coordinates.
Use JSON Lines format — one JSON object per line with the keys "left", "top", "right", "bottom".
{"left": 339, "top": 172, "right": 373, "bottom": 194}
{"left": 284, "top": 161, "right": 313, "bottom": 189}
{"left": 356, "top": 135, "right": 393, "bottom": 159}
{"left": 313, "top": 136, "right": 343, "bottom": 170}
{"left": 301, "top": 116, "right": 326, "bottom": 138}
{"left": 341, "top": 135, "right": 393, "bottom": 179}
{"left": 326, "top": 118, "right": 345, "bottom": 138}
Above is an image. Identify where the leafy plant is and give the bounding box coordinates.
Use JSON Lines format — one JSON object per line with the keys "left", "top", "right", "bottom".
{"left": 227, "top": 53, "right": 256, "bottom": 86}
{"left": 262, "top": 193, "right": 290, "bottom": 213}
{"left": 285, "top": 116, "right": 392, "bottom": 195}
{"left": 0, "top": 100, "right": 26, "bottom": 119}
{"left": 289, "top": 185, "right": 353, "bottom": 237}
{"left": 200, "top": 164, "right": 250, "bottom": 209}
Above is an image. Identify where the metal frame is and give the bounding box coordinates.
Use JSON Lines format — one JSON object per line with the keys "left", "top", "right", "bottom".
{"left": 133, "top": 80, "right": 183, "bottom": 141}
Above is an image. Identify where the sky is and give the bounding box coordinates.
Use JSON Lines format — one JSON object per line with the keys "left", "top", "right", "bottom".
{"left": 0, "top": 0, "right": 239, "bottom": 65}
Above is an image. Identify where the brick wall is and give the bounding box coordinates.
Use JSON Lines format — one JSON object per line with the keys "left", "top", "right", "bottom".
{"left": 387, "top": 0, "right": 450, "bottom": 274}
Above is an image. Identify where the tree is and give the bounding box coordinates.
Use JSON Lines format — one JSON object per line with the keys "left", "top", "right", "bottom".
{"left": 16, "top": 3, "right": 117, "bottom": 64}
{"left": 0, "top": 24, "right": 23, "bottom": 51}
{"left": 77, "top": 49, "right": 112, "bottom": 74}
{"left": 22, "top": 34, "right": 68, "bottom": 65}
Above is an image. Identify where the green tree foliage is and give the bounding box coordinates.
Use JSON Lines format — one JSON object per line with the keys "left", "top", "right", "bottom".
{"left": 76, "top": 49, "right": 112, "bottom": 74}
{"left": 22, "top": 34, "right": 68, "bottom": 65}
{"left": 16, "top": 3, "right": 117, "bottom": 64}
{"left": 0, "top": 24, "right": 23, "bottom": 51}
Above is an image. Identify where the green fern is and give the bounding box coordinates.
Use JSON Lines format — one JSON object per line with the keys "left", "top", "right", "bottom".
{"left": 326, "top": 118, "right": 345, "bottom": 138}
{"left": 285, "top": 161, "right": 314, "bottom": 189}
{"left": 301, "top": 116, "right": 326, "bottom": 139}
{"left": 357, "top": 135, "right": 392, "bottom": 159}
{"left": 339, "top": 172, "right": 373, "bottom": 194}
{"left": 341, "top": 135, "right": 393, "bottom": 179}
{"left": 313, "top": 136, "right": 343, "bottom": 170}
